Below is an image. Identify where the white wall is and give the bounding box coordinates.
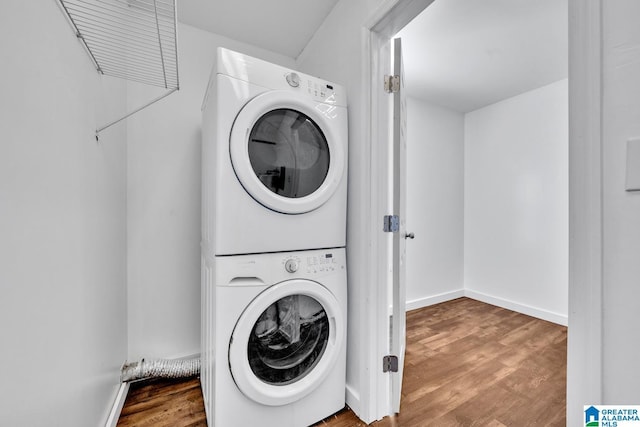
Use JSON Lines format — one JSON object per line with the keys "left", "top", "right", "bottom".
{"left": 405, "top": 97, "right": 465, "bottom": 309}
{"left": 601, "top": 0, "right": 640, "bottom": 403}
{"left": 405, "top": 84, "right": 568, "bottom": 323}
{"left": 0, "top": 2, "right": 127, "bottom": 426}
{"left": 126, "top": 24, "right": 295, "bottom": 361}
{"left": 464, "top": 79, "right": 568, "bottom": 324}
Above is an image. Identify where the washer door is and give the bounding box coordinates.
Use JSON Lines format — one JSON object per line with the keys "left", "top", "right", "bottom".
{"left": 228, "top": 280, "right": 344, "bottom": 406}
{"left": 230, "top": 90, "right": 345, "bottom": 214}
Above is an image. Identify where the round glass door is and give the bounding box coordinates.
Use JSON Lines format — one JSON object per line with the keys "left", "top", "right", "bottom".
{"left": 230, "top": 90, "right": 345, "bottom": 214}
{"left": 229, "top": 280, "right": 344, "bottom": 406}
{"left": 248, "top": 109, "right": 329, "bottom": 199}
{"left": 248, "top": 294, "right": 329, "bottom": 385}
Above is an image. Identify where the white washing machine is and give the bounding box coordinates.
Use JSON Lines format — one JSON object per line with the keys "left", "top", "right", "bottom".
{"left": 201, "top": 248, "right": 347, "bottom": 427}
{"left": 202, "top": 48, "right": 348, "bottom": 256}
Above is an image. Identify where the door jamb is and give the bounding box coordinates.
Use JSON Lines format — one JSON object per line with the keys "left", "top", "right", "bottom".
{"left": 567, "top": 0, "right": 603, "bottom": 424}
{"left": 361, "top": 0, "right": 436, "bottom": 423}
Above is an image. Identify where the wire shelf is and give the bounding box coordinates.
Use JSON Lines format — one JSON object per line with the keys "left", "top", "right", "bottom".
{"left": 57, "top": 0, "right": 179, "bottom": 137}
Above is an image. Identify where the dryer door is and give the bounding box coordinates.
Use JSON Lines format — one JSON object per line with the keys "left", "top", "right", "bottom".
{"left": 230, "top": 90, "right": 345, "bottom": 214}
{"left": 228, "top": 280, "right": 344, "bottom": 406}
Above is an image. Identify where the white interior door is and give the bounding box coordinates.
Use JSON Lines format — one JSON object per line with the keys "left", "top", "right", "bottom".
{"left": 390, "top": 37, "right": 407, "bottom": 414}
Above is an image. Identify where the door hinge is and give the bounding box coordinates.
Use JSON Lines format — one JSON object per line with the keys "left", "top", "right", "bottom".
{"left": 383, "top": 215, "right": 399, "bottom": 232}
{"left": 384, "top": 75, "right": 400, "bottom": 93}
{"left": 383, "top": 355, "right": 399, "bottom": 373}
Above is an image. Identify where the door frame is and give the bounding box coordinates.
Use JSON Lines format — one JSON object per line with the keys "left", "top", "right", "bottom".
{"left": 566, "top": 1, "right": 603, "bottom": 424}
{"left": 361, "top": 0, "right": 436, "bottom": 422}
{"left": 361, "top": 0, "right": 603, "bottom": 424}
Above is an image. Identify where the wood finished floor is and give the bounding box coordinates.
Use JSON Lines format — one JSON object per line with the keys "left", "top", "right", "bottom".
{"left": 117, "top": 297, "right": 567, "bottom": 427}
{"left": 117, "top": 377, "right": 207, "bottom": 427}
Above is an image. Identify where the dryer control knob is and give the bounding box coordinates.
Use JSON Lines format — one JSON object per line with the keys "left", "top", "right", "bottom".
{"left": 285, "top": 259, "right": 299, "bottom": 273}
{"left": 286, "top": 72, "right": 300, "bottom": 87}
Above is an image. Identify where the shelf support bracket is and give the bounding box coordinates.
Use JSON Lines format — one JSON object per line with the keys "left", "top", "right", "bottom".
{"left": 95, "top": 87, "right": 178, "bottom": 141}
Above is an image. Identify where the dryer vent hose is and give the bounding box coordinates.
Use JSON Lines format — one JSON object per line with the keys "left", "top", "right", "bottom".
{"left": 120, "top": 357, "right": 200, "bottom": 382}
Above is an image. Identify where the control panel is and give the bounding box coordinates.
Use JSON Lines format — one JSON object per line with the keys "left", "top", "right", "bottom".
{"left": 304, "top": 252, "right": 338, "bottom": 274}
{"left": 282, "top": 251, "right": 343, "bottom": 275}
{"left": 305, "top": 78, "right": 337, "bottom": 104}
{"left": 283, "top": 72, "right": 339, "bottom": 105}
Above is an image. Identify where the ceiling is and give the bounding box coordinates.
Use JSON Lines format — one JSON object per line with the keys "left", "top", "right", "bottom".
{"left": 177, "top": 0, "right": 340, "bottom": 58}
{"left": 396, "top": 0, "right": 568, "bottom": 112}
{"left": 177, "top": 0, "right": 567, "bottom": 114}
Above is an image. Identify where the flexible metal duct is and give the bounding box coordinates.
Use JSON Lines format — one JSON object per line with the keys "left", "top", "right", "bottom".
{"left": 121, "top": 357, "right": 200, "bottom": 382}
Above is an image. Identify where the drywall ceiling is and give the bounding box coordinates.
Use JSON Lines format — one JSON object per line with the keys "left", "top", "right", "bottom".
{"left": 396, "top": 0, "right": 568, "bottom": 112}
{"left": 177, "top": 0, "right": 339, "bottom": 58}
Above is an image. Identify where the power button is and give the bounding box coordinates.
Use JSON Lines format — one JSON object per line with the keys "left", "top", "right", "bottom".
{"left": 286, "top": 72, "right": 300, "bottom": 87}
{"left": 285, "top": 259, "right": 299, "bottom": 273}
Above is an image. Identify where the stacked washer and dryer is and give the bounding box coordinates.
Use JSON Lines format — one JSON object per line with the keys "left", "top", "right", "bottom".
{"left": 201, "top": 48, "right": 348, "bottom": 427}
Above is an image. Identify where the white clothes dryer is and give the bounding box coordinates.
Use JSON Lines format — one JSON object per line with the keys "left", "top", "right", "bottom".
{"left": 201, "top": 248, "right": 347, "bottom": 427}
{"left": 202, "top": 48, "right": 348, "bottom": 256}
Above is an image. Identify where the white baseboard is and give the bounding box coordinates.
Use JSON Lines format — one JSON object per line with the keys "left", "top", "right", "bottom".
{"left": 105, "top": 382, "right": 129, "bottom": 427}
{"left": 345, "top": 384, "right": 360, "bottom": 416}
{"left": 464, "top": 289, "right": 568, "bottom": 326}
{"left": 174, "top": 352, "right": 201, "bottom": 361}
{"left": 404, "top": 289, "right": 568, "bottom": 326}
{"left": 405, "top": 289, "right": 465, "bottom": 311}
